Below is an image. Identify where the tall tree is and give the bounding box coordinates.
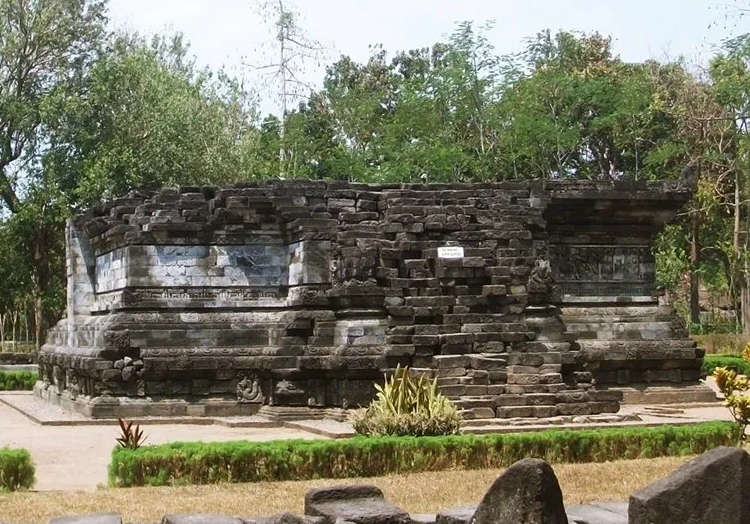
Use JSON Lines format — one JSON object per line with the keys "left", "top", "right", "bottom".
{"left": 43, "top": 33, "right": 259, "bottom": 206}
{"left": 248, "top": 0, "right": 326, "bottom": 177}
{"left": 0, "top": 0, "right": 106, "bottom": 345}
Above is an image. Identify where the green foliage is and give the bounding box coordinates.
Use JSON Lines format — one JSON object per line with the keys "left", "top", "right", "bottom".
{"left": 116, "top": 419, "right": 148, "bottom": 450}
{"left": 108, "top": 422, "right": 738, "bottom": 487}
{"left": 0, "top": 448, "right": 35, "bottom": 491}
{"left": 713, "top": 366, "right": 750, "bottom": 444}
{"left": 0, "top": 371, "right": 38, "bottom": 391}
{"left": 43, "top": 33, "right": 259, "bottom": 206}
{"left": 350, "top": 365, "right": 461, "bottom": 437}
{"left": 703, "top": 354, "right": 750, "bottom": 376}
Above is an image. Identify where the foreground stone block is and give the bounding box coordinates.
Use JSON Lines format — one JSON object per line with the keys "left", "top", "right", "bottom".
{"left": 304, "top": 485, "right": 410, "bottom": 524}
{"left": 629, "top": 446, "right": 750, "bottom": 524}
{"left": 566, "top": 502, "right": 627, "bottom": 524}
{"left": 162, "top": 515, "right": 243, "bottom": 524}
{"left": 473, "top": 458, "right": 568, "bottom": 524}
{"left": 242, "top": 514, "right": 325, "bottom": 524}
{"left": 435, "top": 506, "right": 476, "bottom": 524}
{"left": 50, "top": 515, "right": 122, "bottom": 524}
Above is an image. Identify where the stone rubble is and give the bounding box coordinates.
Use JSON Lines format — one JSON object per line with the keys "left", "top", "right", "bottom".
{"left": 19, "top": 446, "right": 750, "bottom": 524}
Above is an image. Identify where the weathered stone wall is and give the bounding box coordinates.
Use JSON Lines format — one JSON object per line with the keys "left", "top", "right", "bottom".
{"left": 36, "top": 180, "right": 709, "bottom": 418}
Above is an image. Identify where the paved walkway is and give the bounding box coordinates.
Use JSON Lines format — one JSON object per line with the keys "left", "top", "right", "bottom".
{"left": 0, "top": 400, "right": 322, "bottom": 491}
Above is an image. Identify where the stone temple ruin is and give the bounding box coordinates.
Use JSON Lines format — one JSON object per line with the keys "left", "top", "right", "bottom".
{"left": 36, "top": 180, "right": 715, "bottom": 419}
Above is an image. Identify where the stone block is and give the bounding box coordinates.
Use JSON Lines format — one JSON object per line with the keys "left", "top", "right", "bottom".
{"left": 162, "top": 516, "right": 243, "bottom": 524}
{"left": 50, "top": 514, "right": 122, "bottom": 524}
{"left": 304, "top": 485, "right": 410, "bottom": 524}
{"left": 496, "top": 406, "right": 534, "bottom": 418}
{"left": 629, "top": 447, "right": 750, "bottom": 524}
{"left": 472, "top": 458, "right": 568, "bottom": 524}
{"left": 435, "top": 506, "right": 476, "bottom": 524}
{"left": 566, "top": 503, "right": 627, "bottom": 524}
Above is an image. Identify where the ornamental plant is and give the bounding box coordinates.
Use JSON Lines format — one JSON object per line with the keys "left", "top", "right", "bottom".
{"left": 116, "top": 419, "right": 148, "bottom": 450}
{"left": 713, "top": 344, "right": 750, "bottom": 446}
{"left": 350, "top": 364, "right": 462, "bottom": 437}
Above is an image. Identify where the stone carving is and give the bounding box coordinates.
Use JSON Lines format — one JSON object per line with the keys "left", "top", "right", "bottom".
{"left": 36, "top": 180, "right": 710, "bottom": 419}
{"left": 66, "top": 371, "right": 80, "bottom": 400}
{"left": 237, "top": 376, "right": 264, "bottom": 404}
{"left": 103, "top": 330, "right": 130, "bottom": 351}
{"left": 275, "top": 380, "right": 304, "bottom": 395}
{"left": 528, "top": 257, "right": 555, "bottom": 296}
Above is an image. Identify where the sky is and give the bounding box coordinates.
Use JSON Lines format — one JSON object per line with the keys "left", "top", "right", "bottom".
{"left": 106, "top": 0, "right": 745, "bottom": 115}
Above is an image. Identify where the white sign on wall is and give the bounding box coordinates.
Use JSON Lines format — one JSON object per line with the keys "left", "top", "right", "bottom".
{"left": 437, "top": 246, "right": 464, "bottom": 259}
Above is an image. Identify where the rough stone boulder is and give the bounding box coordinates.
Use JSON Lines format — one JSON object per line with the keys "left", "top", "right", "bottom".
{"left": 473, "top": 458, "right": 568, "bottom": 524}
{"left": 303, "top": 485, "right": 410, "bottom": 524}
{"left": 629, "top": 446, "right": 750, "bottom": 524}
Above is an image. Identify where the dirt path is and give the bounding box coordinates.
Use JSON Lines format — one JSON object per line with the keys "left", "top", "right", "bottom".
{"left": 0, "top": 403, "right": 321, "bottom": 491}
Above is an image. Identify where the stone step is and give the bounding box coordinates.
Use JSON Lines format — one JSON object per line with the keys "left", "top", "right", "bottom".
{"left": 563, "top": 321, "right": 681, "bottom": 341}
{"left": 577, "top": 340, "right": 698, "bottom": 361}
{"left": 560, "top": 295, "right": 658, "bottom": 305}
{"left": 561, "top": 305, "right": 664, "bottom": 317}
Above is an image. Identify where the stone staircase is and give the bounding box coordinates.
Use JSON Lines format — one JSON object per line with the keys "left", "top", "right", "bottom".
{"left": 560, "top": 296, "right": 716, "bottom": 404}
{"left": 439, "top": 305, "right": 622, "bottom": 420}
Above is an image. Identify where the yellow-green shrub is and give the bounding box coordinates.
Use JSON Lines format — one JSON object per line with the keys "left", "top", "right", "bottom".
{"left": 350, "top": 365, "right": 461, "bottom": 436}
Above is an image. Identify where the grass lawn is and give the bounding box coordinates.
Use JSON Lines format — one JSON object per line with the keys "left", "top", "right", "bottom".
{"left": 0, "top": 456, "right": 691, "bottom": 523}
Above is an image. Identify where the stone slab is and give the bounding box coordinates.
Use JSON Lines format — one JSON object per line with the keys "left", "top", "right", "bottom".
{"left": 615, "top": 384, "right": 717, "bottom": 405}
{"left": 162, "top": 516, "right": 243, "bottom": 524}
{"left": 0, "top": 364, "right": 38, "bottom": 372}
{"left": 566, "top": 503, "right": 627, "bottom": 524}
{"left": 435, "top": 506, "right": 476, "bottom": 524}
{"left": 304, "top": 485, "right": 410, "bottom": 524}
{"left": 283, "top": 419, "right": 357, "bottom": 439}
{"left": 50, "top": 514, "right": 122, "bottom": 524}
{"left": 409, "top": 514, "right": 437, "bottom": 524}
{"left": 0, "top": 392, "right": 282, "bottom": 428}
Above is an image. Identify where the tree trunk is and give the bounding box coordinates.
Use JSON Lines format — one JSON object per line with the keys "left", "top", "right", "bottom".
{"left": 690, "top": 213, "right": 701, "bottom": 325}
{"left": 32, "top": 234, "right": 49, "bottom": 349}
{"left": 11, "top": 310, "right": 18, "bottom": 351}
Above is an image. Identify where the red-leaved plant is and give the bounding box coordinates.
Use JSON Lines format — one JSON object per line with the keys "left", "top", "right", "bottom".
{"left": 116, "top": 418, "right": 147, "bottom": 449}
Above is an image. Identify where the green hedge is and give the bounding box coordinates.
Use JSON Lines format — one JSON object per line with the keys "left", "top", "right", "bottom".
{"left": 0, "top": 371, "right": 38, "bottom": 391}
{"left": 109, "top": 421, "right": 739, "bottom": 487}
{"left": 0, "top": 448, "right": 35, "bottom": 491}
{"left": 702, "top": 354, "right": 750, "bottom": 376}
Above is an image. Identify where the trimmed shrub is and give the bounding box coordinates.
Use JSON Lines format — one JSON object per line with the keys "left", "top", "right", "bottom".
{"left": 702, "top": 354, "right": 750, "bottom": 377}
{"left": 0, "top": 371, "right": 38, "bottom": 391}
{"left": 0, "top": 448, "right": 35, "bottom": 491}
{"left": 109, "top": 421, "right": 739, "bottom": 488}
{"left": 351, "top": 365, "right": 462, "bottom": 437}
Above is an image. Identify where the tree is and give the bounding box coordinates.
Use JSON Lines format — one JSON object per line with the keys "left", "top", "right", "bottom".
{"left": 0, "top": 0, "right": 106, "bottom": 213}
{"left": 248, "top": 0, "right": 326, "bottom": 177}
{"left": 0, "top": 0, "right": 106, "bottom": 346}
{"left": 43, "top": 33, "right": 259, "bottom": 206}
